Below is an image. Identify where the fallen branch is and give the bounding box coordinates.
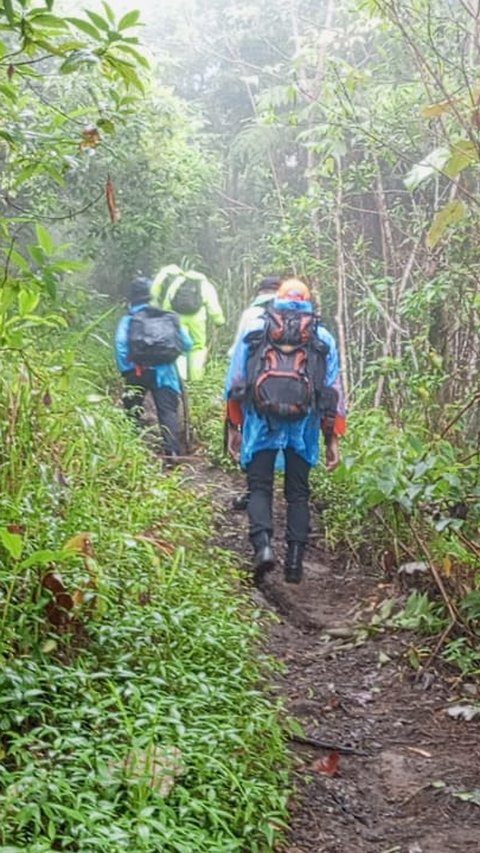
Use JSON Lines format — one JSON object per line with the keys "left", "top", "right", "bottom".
{"left": 289, "top": 733, "right": 369, "bottom": 756}
{"left": 416, "top": 619, "right": 456, "bottom": 679}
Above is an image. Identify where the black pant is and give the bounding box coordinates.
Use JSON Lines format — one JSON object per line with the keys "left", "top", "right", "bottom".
{"left": 122, "top": 370, "right": 180, "bottom": 455}
{"left": 246, "top": 448, "right": 311, "bottom": 550}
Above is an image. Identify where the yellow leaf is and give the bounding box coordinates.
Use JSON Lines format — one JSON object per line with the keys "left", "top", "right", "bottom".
{"left": 420, "top": 100, "right": 455, "bottom": 118}
{"left": 443, "top": 140, "right": 479, "bottom": 179}
{"left": 72, "top": 588, "right": 85, "bottom": 607}
{"left": 443, "top": 556, "right": 453, "bottom": 577}
{"left": 64, "top": 532, "right": 94, "bottom": 556}
{"left": 426, "top": 199, "right": 466, "bottom": 249}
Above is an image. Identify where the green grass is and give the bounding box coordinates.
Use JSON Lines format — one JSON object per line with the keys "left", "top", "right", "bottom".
{"left": 0, "top": 336, "right": 289, "bottom": 851}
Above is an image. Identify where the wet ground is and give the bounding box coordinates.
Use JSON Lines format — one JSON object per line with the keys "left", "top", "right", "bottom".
{"left": 190, "top": 459, "right": 480, "bottom": 853}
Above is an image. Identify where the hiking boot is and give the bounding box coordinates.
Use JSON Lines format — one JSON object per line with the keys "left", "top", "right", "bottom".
{"left": 284, "top": 542, "right": 305, "bottom": 584}
{"left": 253, "top": 534, "right": 275, "bottom": 584}
{"left": 232, "top": 491, "right": 249, "bottom": 512}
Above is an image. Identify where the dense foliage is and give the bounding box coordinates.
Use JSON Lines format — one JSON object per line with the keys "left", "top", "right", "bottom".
{"left": 0, "top": 319, "right": 289, "bottom": 850}
{"left": 0, "top": 2, "right": 288, "bottom": 849}
{"left": 1, "top": 0, "right": 480, "bottom": 845}
{"left": 146, "top": 0, "right": 480, "bottom": 657}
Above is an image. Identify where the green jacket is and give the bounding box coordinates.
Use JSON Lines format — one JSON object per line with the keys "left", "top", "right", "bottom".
{"left": 154, "top": 270, "right": 225, "bottom": 350}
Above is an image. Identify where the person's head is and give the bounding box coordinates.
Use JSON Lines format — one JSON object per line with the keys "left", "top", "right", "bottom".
{"left": 256, "top": 274, "right": 282, "bottom": 296}
{"left": 129, "top": 275, "right": 152, "bottom": 306}
{"left": 276, "top": 278, "right": 311, "bottom": 302}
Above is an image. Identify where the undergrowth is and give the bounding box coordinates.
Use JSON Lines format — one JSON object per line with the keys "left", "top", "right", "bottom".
{"left": 187, "top": 358, "right": 232, "bottom": 467}
{"left": 193, "top": 364, "right": 480, "bottom": 674}
{"left": 0, "top": 330, "right": 289, "bottom": 851}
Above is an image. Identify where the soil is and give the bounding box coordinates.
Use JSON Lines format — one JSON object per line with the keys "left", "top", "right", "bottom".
{"left": 188, "top": 458, "right": 480, "bottom": 853}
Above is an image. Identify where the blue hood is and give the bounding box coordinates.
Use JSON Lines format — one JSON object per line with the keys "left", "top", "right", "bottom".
{"left": 272, "top": 298, "right": 313, "bottom": 313}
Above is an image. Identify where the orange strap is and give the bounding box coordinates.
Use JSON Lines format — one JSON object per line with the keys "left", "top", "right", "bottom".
{"left": 226, "top": 398, "right": 243, "bottom": 427}
{"left": 322, "top": 413, "right": 346, "bottom": 437}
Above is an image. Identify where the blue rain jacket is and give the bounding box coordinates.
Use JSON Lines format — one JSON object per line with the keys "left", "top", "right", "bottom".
{"left": 225, "top": 298, "right": 341, "bottom": 468}
{"left": 115, "top": 303, "right": 193, "bottom": 393}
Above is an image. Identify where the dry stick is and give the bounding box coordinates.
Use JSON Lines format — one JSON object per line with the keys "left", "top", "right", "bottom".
{"left": 373, "top": 507, "right": 418, "bottom": 561}
{"left": 374, "top": 154, "right": 398, "bottom": 279}
{"left": 409, "top": 524, "right": 461, "bottom": 627}
{"left": 455, "top": 529, "right": 480, "bottom": 560}
{"left": 289, "top": 734, "right": 369, "bottom": 757}
{"left": 334, "top": 169, "right": 350, "bottom": 401}
{"left": 5, "top": 189, "right": 105, "bottom": 222}
{"left": 416, "top": 390, "right": 480, "bottom": 465}
{"left": 438, "top": 390, "right": 480, "bottom": 440}
{"left": 416, "top": 619, "right": 456, "bottom": 678}
{"left": 374, "top": 238, "right": 420, "bottom": 408}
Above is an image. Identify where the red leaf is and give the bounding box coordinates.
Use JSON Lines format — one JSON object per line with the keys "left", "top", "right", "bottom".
{"left": 311, "top": 751, "right": 340, "bottom": 776}
{"left": 7, "top": 523, "right": 25, "bottom": 535}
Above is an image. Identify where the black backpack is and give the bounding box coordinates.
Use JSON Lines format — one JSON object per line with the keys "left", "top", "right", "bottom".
{"left": 170, "top": 277, "right": 203, "bottom": 315}
{"left": 246, "top": 307, "right": 333, "bottom": 421}
{"left": 129, "top": 307, "right": 183, "bottom": 367}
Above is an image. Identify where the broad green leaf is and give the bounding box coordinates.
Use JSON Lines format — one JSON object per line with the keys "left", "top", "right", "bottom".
{"left": 18, "top": 289, "right": 40, "bottom": 316}
{"left": 44, "top": 164, "right": 65, "bottom": 185}
{"left": 118, "top": 9, "right": 141, "bottom": 30}
{"left": 13, "top": 163, "right": 40, "bottom": 187}
{"left": 35, "top": 223, "right": 55, "bottom": 255}
{"left": 0, "top": 82, "right": 16, "bottom": 101}
{"left": 2, "top": 0, "right": 15, "bottom": 26}
{"left": 101, "top": 1, "right": 115, "bottom": 24}
{"left": 67, "top": 17, "right": 101, "bottom": 39}
{"left": 103, "top": 54, "right": 144, "bottom": 92}
{"left": 28, "top": 244, "right": 44, "bottom": 266}
{"left": 10, "top": 249, "right": 29, "bottom": 272}
{"left": 443, "top": 140, "right": 479, "bottom": 179}
{"left": 54, "top": 39, "right": 85, "bottom": 52}
{"left": 60, "top": 48, "right": 99, "bottom": 73}
{"left": 30, "top": 37, "right": 68, "bottom": 56}
{"left": 112, "top": 43, "right": 149, "bottom": 69}
{"left": 0, "top": 129, "right": 16, "bottom": 146}
{"left": 48, "top": 259, "right": 87, "bottom": 272}
{"left": 27, "top": 13, "right": 68, "bottom": 30}
{"left": 85, "top": 9, "right": 110, "bottom": 32}
{"left": 97, "top": 117, "right": 115, "bottom": 134}
{"left": 404, "top": 146, "right": 449, "bottom": 191}
{"left": 20, "top": 548, "right": 72, "bottom": 568}
{"left": 426, "top": 199, "right": 466, "bottom": 249}
{"left": 0, "top": 527, "right": 23, "bottom": 560}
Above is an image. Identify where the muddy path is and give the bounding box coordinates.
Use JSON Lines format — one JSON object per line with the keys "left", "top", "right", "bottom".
{"left": 185, "top": 456, "right": 480, "bottom": 853}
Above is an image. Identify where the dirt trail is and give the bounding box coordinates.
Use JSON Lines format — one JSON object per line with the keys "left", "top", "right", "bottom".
{"left": 188, "top": 458, "right": 480, "bottom": 853}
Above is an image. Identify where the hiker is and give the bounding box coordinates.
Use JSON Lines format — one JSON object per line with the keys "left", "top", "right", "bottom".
{"left": 153, "top": 268, "right": 225, "bottom": 381}
{"left": 228, "top": 274, "right": 282, "bottom": 511}
{"left": 228, "top": 274, "right": 282, "bottom": 359}
{"left": 115, "top": 275, "right": 192, "bottom": 457}
{"left": 225, "top": 278, "right": 346, "bottom": 584}
{"left": 150, "top": 264, "right": 183, "bottom": 311}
